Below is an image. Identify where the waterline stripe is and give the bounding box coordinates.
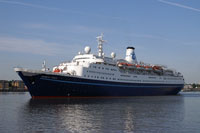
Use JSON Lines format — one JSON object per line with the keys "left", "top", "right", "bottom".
{"left": 40, "top": 78, "right": 182, "bottom": 88}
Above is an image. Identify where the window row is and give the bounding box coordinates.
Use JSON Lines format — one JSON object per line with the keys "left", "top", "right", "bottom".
{"left": 91, "top": 66, "right": 117, "bottom": 71}
{"left": 87, "top": 70, "right": 114, "bottom": 76}
{"left": 84, "top": 75, "right": 116, "bottom": 80}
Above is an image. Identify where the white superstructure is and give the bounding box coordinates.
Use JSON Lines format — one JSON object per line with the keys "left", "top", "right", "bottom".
{"left": 52, "top": 34, "right": 184, "bottom": 85}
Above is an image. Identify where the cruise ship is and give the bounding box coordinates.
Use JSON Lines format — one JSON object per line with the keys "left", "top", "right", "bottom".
{"left": 14, "top": 34, "right": 184, "bottom": 98}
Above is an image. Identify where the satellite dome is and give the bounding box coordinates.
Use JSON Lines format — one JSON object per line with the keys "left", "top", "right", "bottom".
{"left": 111, "top": 52, "right": 116, "bottom": 58}
{"left": 84, "top": 46, "right": 91, "bottom": 54}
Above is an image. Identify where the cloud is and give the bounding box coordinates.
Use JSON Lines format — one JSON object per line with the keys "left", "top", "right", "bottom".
{"left": 158, "top": 0, "right": 200, "bottom": 13}
{"left": 0, "top": 36, "right": 77, "bottom": 56}
{"left": 0, "top": 0, "right": 63, "bottom": 12}
{"left": 22, "top": 23, "right": 114, "bottom": 35}
{"left": 129, "top": 33, "right": 200, "bottom": 47}
{"left": 23, "top": 23, "right": 58, "bottom": 31}
{"left": 0, "top": 0, "right": 87, "bottom": 16}
{"left": 0, "top": 0, "right": 126, "bottom": 22}
{"left": 130, "top": 33, "right": 171, "bottom": 41}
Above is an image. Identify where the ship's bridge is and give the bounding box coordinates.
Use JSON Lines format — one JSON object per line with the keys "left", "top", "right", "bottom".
{"left": 72, "top": 54, "right": 104, "bottom": 63}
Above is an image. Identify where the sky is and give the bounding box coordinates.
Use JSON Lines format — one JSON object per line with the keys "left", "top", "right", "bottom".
{"left": 0, "top": 0, "right": 199, "bottom": 84}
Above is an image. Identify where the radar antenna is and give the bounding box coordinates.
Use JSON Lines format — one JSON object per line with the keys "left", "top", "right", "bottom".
{"left": 96, "top": 33, "right": 106, "bottom": 57}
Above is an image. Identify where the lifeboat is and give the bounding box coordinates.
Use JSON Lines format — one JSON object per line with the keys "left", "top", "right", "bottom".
{"left": 136, "top": 64, "right": 145, "bottom": 70}
{"left": 144, "top": 66, "right": 153, "bottom": 71}
{"left": 136, "top": 64, "right": 141, "bottom": 68}
{"left": 153, "top": 66, "right": 163, "bottom": 73}
{"left": 153, "top": 66, "right": 162, "bottom": 70}
{"left": 118, "top": 62, "right": 133, "bottom": 66}
{"left": 118, "top": 62, "right": 128, "bottom": 66}
{"left": 126, "top": 63, "right": 133, "bottom": 66}
{"left": 53, "top": 68, "right": 61, "bottom": 73}
{"left": 118, "top": 62, "right": 136, "bottom": 69}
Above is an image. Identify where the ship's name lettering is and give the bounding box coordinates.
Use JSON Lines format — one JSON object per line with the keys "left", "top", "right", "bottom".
{"left": 41, "top": 76, "right": 58, "bottom": 80}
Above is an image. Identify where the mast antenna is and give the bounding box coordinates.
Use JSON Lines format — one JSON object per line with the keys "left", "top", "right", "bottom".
{"left": 96, "top": 33, "right": 106, "bottom": 58}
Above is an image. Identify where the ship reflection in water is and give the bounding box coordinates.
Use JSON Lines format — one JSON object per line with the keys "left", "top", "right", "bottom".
{"left": 20, "top": 96, "right": 185, "bottom": 133}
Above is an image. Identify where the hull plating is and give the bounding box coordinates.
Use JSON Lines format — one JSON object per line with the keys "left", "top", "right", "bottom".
{"left": 17, "top": 71, "right": 183, "bottom": 97}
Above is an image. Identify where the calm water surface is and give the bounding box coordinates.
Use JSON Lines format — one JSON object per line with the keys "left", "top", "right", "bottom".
{"left": 0, "top": 92, "right": 200, "bottom": 133}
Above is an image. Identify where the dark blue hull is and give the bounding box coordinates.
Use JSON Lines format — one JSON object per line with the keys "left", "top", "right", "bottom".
{"left": 17, "top": 71, "right": 183, "bottom": 97}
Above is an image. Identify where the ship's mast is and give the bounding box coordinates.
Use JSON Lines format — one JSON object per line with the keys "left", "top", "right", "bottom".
{"left": 96, "top": 33, "right": 105, "bottom": 58}
{"left": 42, "top": 60, "right": 46, "bottom": 71}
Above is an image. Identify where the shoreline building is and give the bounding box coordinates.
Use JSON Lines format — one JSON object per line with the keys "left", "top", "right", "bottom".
{"left": 0, "top": 80, "right": 9, "bottom": 91}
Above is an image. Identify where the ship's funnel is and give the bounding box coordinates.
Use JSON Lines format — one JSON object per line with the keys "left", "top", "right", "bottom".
{"left": 125, "top": 47, "right": 137, "bottom": 64}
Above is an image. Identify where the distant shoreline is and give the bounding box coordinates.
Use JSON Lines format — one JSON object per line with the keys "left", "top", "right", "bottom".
{"left": 182, "top": 88, "right": 200, "bottom": 92}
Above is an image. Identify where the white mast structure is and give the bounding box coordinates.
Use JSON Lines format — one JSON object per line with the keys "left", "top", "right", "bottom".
{"left": 96, "top": 33, "right": 106, "bottom": 58}
{"left": 42, "top": 60, "right": 46, "bottom": 71}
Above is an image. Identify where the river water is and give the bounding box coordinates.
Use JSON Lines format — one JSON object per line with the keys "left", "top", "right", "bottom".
{"left": 0, "top": 92, "right": 200, "bottom": 133}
